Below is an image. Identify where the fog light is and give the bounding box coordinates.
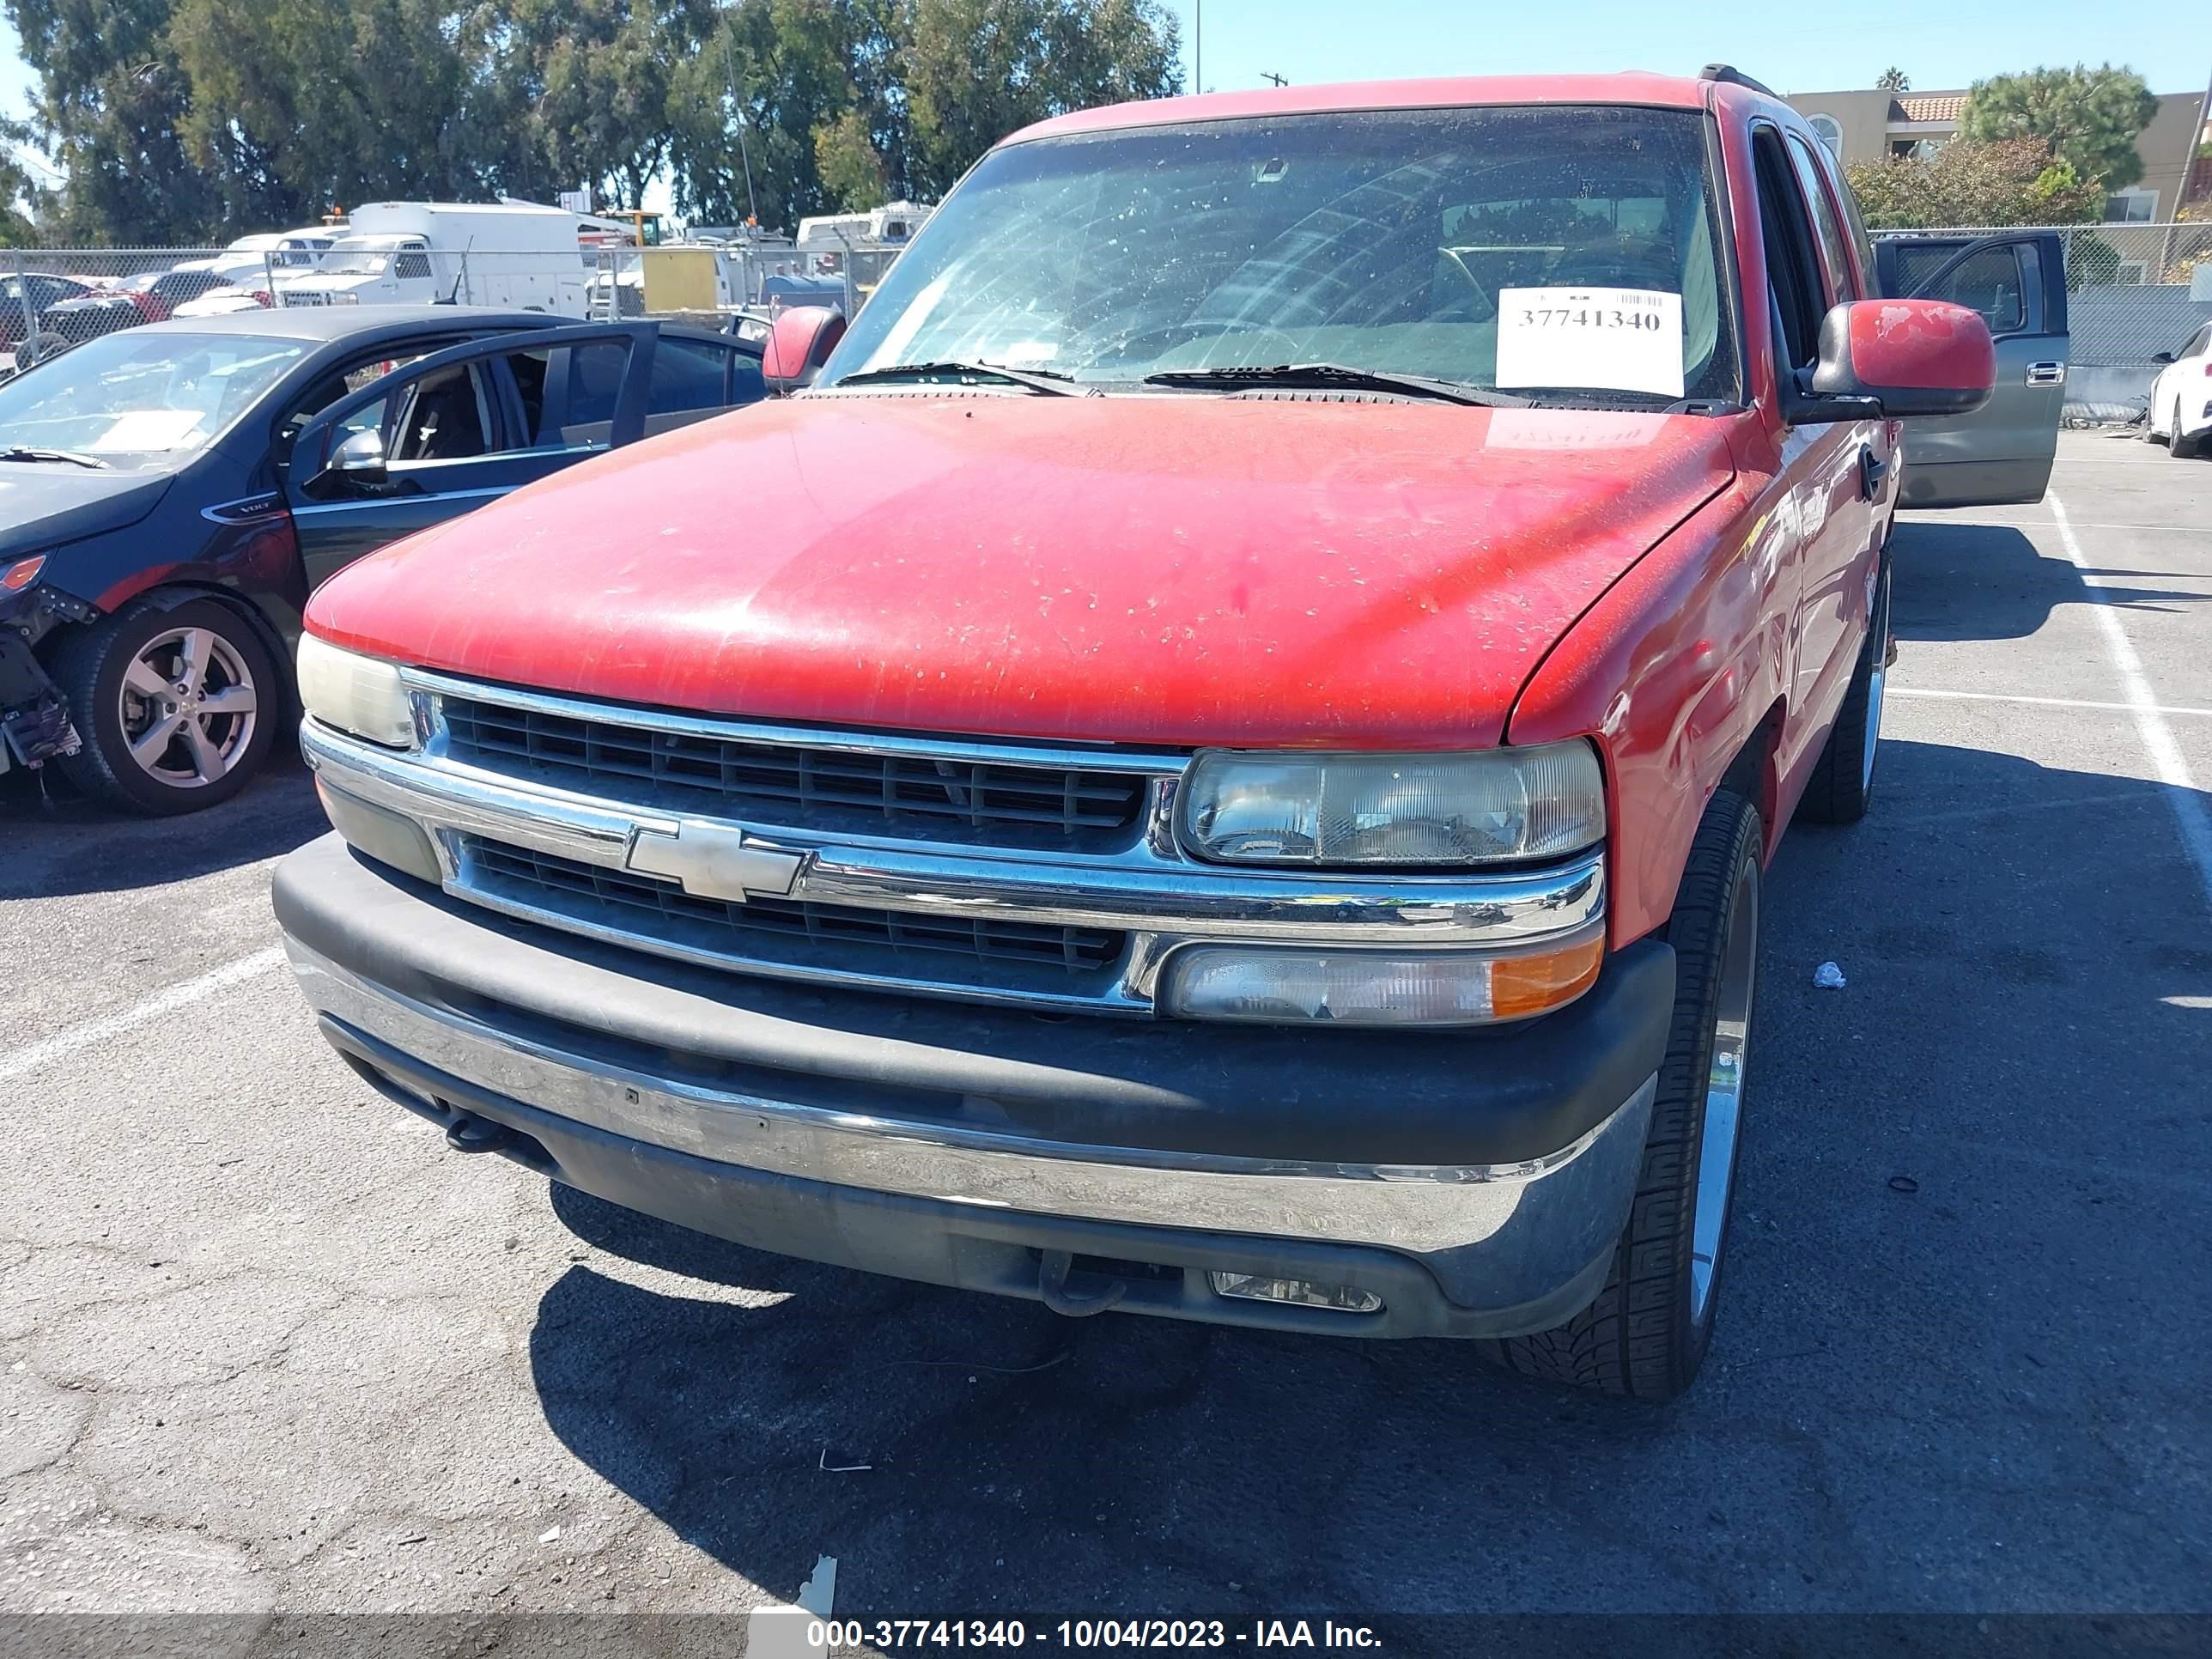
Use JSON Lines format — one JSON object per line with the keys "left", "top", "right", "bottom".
{"left": 1210, "top": 1273, "right": 1383, "bottom": 1314}
{"left": 1162, "top": 930, "right": 1603, "bottom": 1026}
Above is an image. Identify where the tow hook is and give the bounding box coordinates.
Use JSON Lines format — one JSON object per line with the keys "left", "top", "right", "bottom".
{"left": 1038, "top": 1249, "right": 1125, "bottom": 1317}
{"left": 444, "top": 1113, "right": 510, "bottom": 1154}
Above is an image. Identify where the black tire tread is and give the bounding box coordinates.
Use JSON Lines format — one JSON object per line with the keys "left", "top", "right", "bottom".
{"left": 1480, "top": 789, "right": 1762, "bottom": 1400}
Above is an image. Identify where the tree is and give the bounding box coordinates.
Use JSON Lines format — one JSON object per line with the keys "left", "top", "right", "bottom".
{"left": 665, "top": 0, "right": 878, "bottom": 230}
{"left": 1844, "top": 137, "right": 2105, "bottom": 229}
{"left": 814, "top": 106, "right": 888, "bottom": 210}
{"left": 495, "top": 0, "right": 713, "bottom": 212}
{"left": 4, "top": 0, "right": 1187, "bottom": 242}
{"left": 0, "top": 121, "right": 44, "bottom": 244}
{"left": 1959, "top": 64, "right": 2160, "bottom": 192}
{"left": 902, "top": 0, "right": 1181, "bottom": 197}
{"left": 1875, "top": 67, "right": 1909, "bottom": 92}
{"left": 4, "top": 0, "right": 226, "bottom": 242}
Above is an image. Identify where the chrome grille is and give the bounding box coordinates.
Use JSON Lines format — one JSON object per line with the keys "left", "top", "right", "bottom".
{"left": 440, "top": 696, "right": 1148, "bottom": 851}
{"left": 464, "top": 836, "right": 1127, "bottom": 980}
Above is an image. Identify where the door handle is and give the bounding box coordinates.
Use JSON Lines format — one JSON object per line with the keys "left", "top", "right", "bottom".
{"left": 1858, "top": 444, "right": 1888, "bottom": 502}
{"left": 2025, "top": 362, "right": 2065, "bottom": 386}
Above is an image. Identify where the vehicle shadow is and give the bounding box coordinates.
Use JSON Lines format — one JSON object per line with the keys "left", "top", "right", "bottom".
{"left": 523, "top": 740, "right": 2212, "bottom": 1617}
{"left": 0, "top": 751, "right": 326, "bottom": 897}
{"left": 1889, "top": 517, "right": 2203, "bottom": 644}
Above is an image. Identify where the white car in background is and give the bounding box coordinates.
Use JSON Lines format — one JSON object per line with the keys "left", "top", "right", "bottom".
{"left": 2147, "top": 321, "right": 2212, "bottom": 457}
{"left": 167, "top": 257, "right": 277, "bottom": 319}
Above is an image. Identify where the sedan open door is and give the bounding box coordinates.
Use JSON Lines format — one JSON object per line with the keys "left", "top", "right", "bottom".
{"left": 1876, "top": 232, "right": 2069, "bottom": 507}
{"left": 283, "top": 323, "right": 658, "bottom": 587}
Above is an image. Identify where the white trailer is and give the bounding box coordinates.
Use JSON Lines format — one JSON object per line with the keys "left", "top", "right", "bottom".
{"left": 271, "top": 202, "right": 592, "bottom": 315}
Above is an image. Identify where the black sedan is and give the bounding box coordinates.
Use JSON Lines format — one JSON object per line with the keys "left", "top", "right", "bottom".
{"left": 0, "top": 306, "right": 766, "bottom": 813}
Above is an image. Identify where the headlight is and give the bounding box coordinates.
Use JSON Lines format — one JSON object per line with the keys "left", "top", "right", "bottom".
{"left": 1176, "top": 742, "right": 1605, "bottom": 867}
{"left": 296, "top": 633, "right": 414, "bottom": 748}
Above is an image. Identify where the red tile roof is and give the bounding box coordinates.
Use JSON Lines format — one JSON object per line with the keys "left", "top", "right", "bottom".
{"left": 1893, "top": 94, "right": 1966, "bottom": 124}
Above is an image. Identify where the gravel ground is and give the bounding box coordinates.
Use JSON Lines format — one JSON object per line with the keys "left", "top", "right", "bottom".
{"left": 2, "top": 430, "right": 2207, "bottom": 1645}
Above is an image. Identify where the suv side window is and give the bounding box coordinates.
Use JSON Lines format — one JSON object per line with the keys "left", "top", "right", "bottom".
{"left": 1829, "top": 167, "right": 1882, "bottom": 296}
{"left": 1752, "top": 127, "right": 1826, "bottom": 375}
{"left": 1787, "top": 135, "right": 1858, "bottom": 301}
{"left": 1913, "top": 246, "right": 2031, "bottom": 335}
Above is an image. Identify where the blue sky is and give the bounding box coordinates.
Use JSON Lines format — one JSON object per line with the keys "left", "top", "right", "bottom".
{"left": 1, "top": 0, "right": 2203, "bottom": 197}
{"left": 1155, "top": 0, "right": 2204, "bottom": 98}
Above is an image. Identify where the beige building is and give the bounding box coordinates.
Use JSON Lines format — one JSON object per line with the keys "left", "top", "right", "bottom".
{"left": 1784, "top": 85, "right": 2210, "bottom": 222}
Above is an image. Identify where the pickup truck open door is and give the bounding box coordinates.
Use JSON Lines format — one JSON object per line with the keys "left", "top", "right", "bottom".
{"left": 1875, "top": 232, "right": 2069, "bottom": 507}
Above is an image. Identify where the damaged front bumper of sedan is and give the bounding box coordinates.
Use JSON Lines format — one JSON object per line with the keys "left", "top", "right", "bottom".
{"left": 0, "top": 586, "right": 86, "bottom": 775}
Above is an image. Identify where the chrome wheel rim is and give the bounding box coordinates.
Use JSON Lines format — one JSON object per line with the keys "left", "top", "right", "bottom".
{"left": 1862, "top": 563, "right": 1888, "bottom": 793}
{"left": 1688, "top": 857, "right": 1758, "bottom": 1330}
{"left": 117, "top": 625, "right": 258, "bottom": 788}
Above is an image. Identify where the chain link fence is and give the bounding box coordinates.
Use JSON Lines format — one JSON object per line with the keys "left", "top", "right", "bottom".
{"left": 1899, "top": 222, "right": 2212, "bottom": 422}
{"left": 2, "top": 233, "right": 913, "bottom": 375}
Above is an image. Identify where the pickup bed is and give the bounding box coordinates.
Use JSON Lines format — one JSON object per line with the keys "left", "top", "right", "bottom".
{"left": 272, "top": 69, "right": 2058, "bottom": 1398}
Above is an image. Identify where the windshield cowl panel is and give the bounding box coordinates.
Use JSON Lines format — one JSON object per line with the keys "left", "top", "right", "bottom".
{"left": 823, "top": 104, "right": 1741, "bottom": 408}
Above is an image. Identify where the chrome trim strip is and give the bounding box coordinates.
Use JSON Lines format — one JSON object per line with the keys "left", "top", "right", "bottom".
{"left": 289, "top": 938, "right": 1657, "bottom": 1256}
{"left": 401, "top": 665, "right": 1186, "bottom": 774}
{"left": 303, "top": 718, "right": 1605, "bottom": 958}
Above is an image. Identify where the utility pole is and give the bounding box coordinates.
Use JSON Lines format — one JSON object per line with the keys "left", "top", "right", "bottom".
{"left": 1194, "top": 0, "right": 1200, "bottom": 94}
{"left": 1261, "top": 72, "right": 1287, "bottom": 87}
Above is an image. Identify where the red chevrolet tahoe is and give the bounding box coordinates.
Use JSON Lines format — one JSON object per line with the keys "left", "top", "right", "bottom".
{"left": 272, "top": 70, "right": 2059, "bottom": 1398}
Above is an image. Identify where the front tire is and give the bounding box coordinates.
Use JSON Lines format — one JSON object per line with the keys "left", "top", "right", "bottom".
{"left": 1482, "top": 789, "right": 1763, "bottom": 1400}
{"left": 52, "top": 597, "right": 280, "bottom": 815}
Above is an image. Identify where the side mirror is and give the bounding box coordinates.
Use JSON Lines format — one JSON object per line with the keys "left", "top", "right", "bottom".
{"left": 325, "top": 427, "right": 388, "bottom": 483}
{"left": 761, "top": 305, "right": 847, "bottom": 394}
{"left": 1802, "top": 298, "right": 1996, "bottom": 421}
{"left": 2151, "top": 349, "right": 2176, "bottom": 366}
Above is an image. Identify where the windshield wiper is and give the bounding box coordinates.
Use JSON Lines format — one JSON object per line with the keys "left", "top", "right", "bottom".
{"left": 0, "top": 445, "right": 110, "bottom": 470}
{"left": 830, "top": 360, "right": 1086, "bottom": 397}
{"left": 1142, "top": 363, "right": 1528, "bottom": 407}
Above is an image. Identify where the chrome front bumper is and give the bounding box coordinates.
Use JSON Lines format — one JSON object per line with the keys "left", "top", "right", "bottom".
{"left": 294, "top": 936, "right": 1653, "bottom": 1263}
{"left": 275, "top": 789, "right": 1670, "bottom": 1334}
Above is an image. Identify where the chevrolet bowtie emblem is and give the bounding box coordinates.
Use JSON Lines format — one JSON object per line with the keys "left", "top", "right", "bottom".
{"left": 623, "top": 821, "right": 805, "bottom": 903}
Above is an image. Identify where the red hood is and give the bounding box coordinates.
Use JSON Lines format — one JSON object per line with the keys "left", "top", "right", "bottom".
{"left": 306, "top": 395, "right": 1733, "bottom": 749}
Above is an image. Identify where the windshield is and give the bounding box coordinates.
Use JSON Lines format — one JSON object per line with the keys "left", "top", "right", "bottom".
{"left": 0, "top": 331, "right": 307, "bottom": 468}
{"left": 826, "top": 105, "right": 1738, "bottom": 405}
{"left": 323, "top": 245, "right": 399, "bottom": 276}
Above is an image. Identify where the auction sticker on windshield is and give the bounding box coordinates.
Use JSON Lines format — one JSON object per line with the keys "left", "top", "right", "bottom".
{"left": 1495, "top": 286, "right": 1684, "bottom": 398}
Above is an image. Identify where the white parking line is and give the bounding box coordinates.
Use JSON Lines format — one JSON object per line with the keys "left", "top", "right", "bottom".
{"left": 0, "top": 946, "right": 288, "bottom": 1083}
{"left": 2048, "top": 490, "right": 2212, "bottom": 914}
{"left": 1890, "top": 687, "right": 2212, "bottom": 719}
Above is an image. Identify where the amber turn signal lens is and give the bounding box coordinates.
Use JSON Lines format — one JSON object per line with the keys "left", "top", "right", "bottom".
{"left": 1490, "top": 933, "right": 1606, "bottom": 1020}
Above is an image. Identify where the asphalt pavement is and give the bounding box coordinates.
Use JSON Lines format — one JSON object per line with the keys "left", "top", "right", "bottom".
{"left": 2, "top": 430, "right": 2208, "bottom": 1641}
